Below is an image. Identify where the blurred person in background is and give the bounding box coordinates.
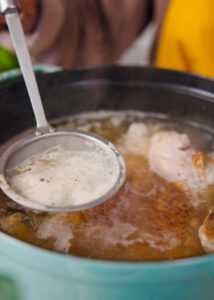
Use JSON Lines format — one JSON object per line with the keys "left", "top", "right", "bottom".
{"left": 0, "top": 0, "right": 170, "bottom": 72}
{"left": 2, "top": 0, "right": 213, "bottom": 78}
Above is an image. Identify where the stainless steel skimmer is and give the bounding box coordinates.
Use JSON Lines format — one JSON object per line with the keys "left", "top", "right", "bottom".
{"left": 0, "top": 0, "right": 126, "bottom": 212}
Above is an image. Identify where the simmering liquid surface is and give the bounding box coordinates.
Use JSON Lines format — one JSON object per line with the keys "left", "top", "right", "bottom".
{"left": 1, "top": 111, "right": 214, "bottom": 261}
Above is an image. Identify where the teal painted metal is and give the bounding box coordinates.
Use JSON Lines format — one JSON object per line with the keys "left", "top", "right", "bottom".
{"left": 0, "top": 231, "right": 213, "bottom": 300}
{"left": 0, "top": 64, "right": 61, "bottom": 83}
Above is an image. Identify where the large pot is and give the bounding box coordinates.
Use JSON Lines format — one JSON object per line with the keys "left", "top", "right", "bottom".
{"left": 0, "top": 66, "right": 214, "bottom": 300}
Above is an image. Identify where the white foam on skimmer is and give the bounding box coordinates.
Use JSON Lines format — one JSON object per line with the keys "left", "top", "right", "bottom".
{"left": 8, "top": 145, "right": 120, "bottom": 207}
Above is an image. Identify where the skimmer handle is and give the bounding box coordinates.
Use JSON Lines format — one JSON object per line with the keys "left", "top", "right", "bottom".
{"left": 1, "top": 1, "right": 52, "bottom": 134}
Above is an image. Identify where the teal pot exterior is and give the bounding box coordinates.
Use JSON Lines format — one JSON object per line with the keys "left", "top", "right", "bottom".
{"left": 0, "top": 232, "right": 214, "bottom": 300}
{"left": 0, "top": 64, "right": 61, "bottom": 83}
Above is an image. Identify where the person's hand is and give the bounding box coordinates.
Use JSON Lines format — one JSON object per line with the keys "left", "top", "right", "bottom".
{"left": 0, "top": 0, "right": 39, "bottom": 33}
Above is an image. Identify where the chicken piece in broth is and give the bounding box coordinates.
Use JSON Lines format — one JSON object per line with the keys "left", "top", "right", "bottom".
{"left": 149, "top": 131, "right": 214, "bottom": 191}
{"left": 199, "top": 209, "right": 214, "bottom": 253}
{"left": 148, "top": 130, "right": 214, "bottom": 253}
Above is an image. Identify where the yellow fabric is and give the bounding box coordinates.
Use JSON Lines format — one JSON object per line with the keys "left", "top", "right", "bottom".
{"left": 156, "top": 0, "right": 214, "bottom": 78}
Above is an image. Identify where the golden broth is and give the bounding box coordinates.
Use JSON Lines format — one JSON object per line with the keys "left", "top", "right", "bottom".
{"left": 0, "top": 111, "right": 213, "bottom": 261}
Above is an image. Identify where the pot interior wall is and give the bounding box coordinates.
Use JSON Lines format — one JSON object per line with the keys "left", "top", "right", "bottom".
{"left": 1, "top": 67, "right": 214, "bottom": 144}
